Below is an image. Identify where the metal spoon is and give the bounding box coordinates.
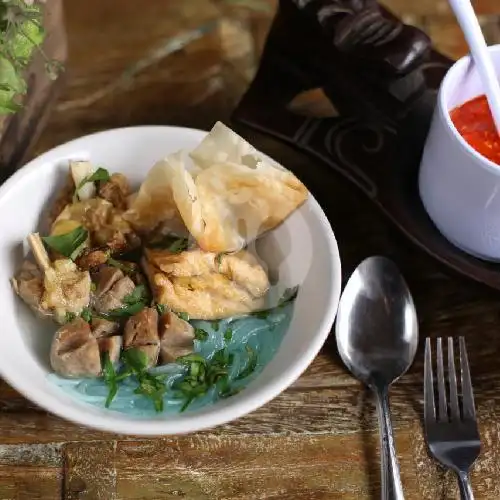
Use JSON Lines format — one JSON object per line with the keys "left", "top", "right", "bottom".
{"left": 335, "top": 256, "right": 419, "bottom": 500}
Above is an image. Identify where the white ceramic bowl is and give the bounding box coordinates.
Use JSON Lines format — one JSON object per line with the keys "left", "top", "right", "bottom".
{"left": 0, "top": 126, "right": 341, "bottom": 435}
{"left": 419, "top": 44, "right": 500, "bottom": 261}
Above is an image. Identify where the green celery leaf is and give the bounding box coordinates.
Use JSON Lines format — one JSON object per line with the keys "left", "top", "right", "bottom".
{"left": 41, "top": 226, "right": 88, "bottom": 259}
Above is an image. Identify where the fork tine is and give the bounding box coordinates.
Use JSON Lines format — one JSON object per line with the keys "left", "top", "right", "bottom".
{"left": 447, "top": 337, "right": 460, "bottom": 421}
{"left": 459, "top": 337, "right": 476, "bottom": 420}
{"left": 436, "top": 337, "right": 448, "bottom": 422}
{"left": 424, "top": 337, "right": 436, "bottom": 423}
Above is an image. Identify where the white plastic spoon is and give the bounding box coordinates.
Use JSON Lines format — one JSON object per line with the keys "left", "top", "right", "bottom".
{"left": 448, "top": 0, "right": 500, "bottom": 135}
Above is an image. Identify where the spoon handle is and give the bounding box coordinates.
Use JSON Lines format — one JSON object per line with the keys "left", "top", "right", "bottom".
{"left": 375, "top": 388, "right": 405, "bottom": 500}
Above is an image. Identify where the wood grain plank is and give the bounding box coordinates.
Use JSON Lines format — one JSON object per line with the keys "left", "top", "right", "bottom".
{"left": 111, "top": 431, "right": 489, "bottom": 500}
{"left": 63, "top": 442, "right": 116, "bottom": 500}
{"left": 0, "top": 466, "right": 62, "bottom": 500}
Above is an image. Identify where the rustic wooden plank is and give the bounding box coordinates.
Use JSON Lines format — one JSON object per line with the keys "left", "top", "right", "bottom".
{"left": 0, "top": 443, "right": 62, "bottom": 467}
{"left": 0, "top": 465, "right": 62, "bottom": 499}
{"left": 111, "top": 430, "right": 500, "bottom": 499}
{"left": 63, "top": 442, "right": 117, "bottom": 500}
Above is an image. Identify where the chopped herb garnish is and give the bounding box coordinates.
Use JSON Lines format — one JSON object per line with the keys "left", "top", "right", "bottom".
{"left": 194, "top": 328, "right": 208, "bottom": 341}
{"left": 42, "top": 226, "right": 88, "bottom": 260}
{"left": 224, "top": 328, "right": 233, "bottom": 343}
{"left": 176, "top": 353, "right": 207, "bottom": 365}
{"left": 278, "top": 286, "right": 299, "bottom": 306}
{"left": 102, "top": 352, "right": 118, "bottom": 408}
{"left": 103, "top": 301, "right": 145, "bottom": 320}
{"left": 101, "top": 285, "right": 149, "bottom": 320}
{"left": 220, "top": 386, "right": 242, "bottom": 399}
{"left": 178, "top": 312, "right": 189, "bottom": 322}
{"left": 65, "top": 312, "right": 77, "bottom": 323}
{"left": 149, "top": 233, "right": 190, "bottom": 253}
{"left": 252, "top": 310, "right": 271, "bottom": 319}
{"left": 77, "top": 167, "right": 110, "bottom": 191}
{"left": 235, "top": 345, "right": 258, "bottom": 380}
{"left": 215, "top": 252, "right": 225, "bottom": 270}
{"left": 122, "top": 348, "right": 148, "bottom": 371}
{"left": 107, "top": 257, "right": 136, "bottom": 275}
{"left": 155, "top": 303, "right": 166, "bottom": 315}
{"left": 212, "top": 320, "right": 220, "bottom": 332}
{"left": 121, "top": 348, "right": 167, "bottom": 412}
{"left": 101, "top": 348, "right": 167, "bottom": 411}
{"left": 180, "top": 396, "right": 195, "bottom": 413}
{"left": 123, "top": 285, "right": 148, "bottom": 305}
{"left": 134, "top": 375, "right": 167, "bottom": 412}
{"left": 80, "top": 307, "right": 92, "bottom": 323}
{"left": 90, "top": 282, "right": 97, "bottom": 292}
{"left": 168, "top": 237, "right": 189, "bottom": 253}
{"left": 174, "top": 347, "right": 235, "bottom": 412}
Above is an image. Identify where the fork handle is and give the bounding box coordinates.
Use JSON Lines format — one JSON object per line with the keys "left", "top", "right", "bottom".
{"left": 457, "top": 471, "right": 474, "bottom": 500}
{"left": 375, "top": 388, "right": 405, "bottom": 500}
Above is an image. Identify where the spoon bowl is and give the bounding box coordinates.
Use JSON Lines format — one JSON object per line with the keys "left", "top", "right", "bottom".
{"left": 336, "top": 256, "right": 418, "bottom": 388}
{"left": 336, "top": 256, "right": 419, "bottom": 500}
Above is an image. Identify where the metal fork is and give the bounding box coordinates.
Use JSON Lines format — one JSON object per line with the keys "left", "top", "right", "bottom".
{"left": 424, "top": 337, "right": 481, "bottom": 500}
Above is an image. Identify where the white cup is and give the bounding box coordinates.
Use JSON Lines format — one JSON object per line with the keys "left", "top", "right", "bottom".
{"left": 419, "top": 44, "right": 500, "bottom": 261}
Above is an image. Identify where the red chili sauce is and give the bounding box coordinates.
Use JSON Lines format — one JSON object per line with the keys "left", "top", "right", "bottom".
{"left": 450, "top": 94, "right": 500, "bottom": 166}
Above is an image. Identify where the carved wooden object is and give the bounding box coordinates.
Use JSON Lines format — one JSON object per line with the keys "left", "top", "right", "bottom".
{"left": 232, "top": 0, "right": 500, "bottom": 292}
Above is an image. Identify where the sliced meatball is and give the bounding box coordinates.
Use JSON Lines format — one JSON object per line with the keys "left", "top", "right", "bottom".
{"left": 98, "top": 173, "right": 131, "bottom": 210}
{"left": 11, "top": 260, "right": 51, "bottom": 319}
{"left": 98, "top": 335, "right": 122, "bottom": 367}
{"left": 159, "top": 312, "right": 195, "bottom": 363}
{"left": 91, "top": 317, "right": 120, "bottom": 338}
{"left": 93, "top": 266, "right": 124, "bottom": 298}
{"left": 123, "top": 307, "right": 160, "bottom": 368}
{"left": 94, "top": 276, "right": 135, "bottom": 313}
{"left": 124, "top": 307, "right": 159, "bottom": 347}
{"left": 50, "top": 318, "right": 101, "bottom": 378}
{"left": 43, "top": 259, "right": 92, "bottom": 324}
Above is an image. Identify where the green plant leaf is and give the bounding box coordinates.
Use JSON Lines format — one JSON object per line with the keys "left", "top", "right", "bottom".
{"left": 77, "top": 167, "right": 110, "bottom": 192}
{"left": 10, "top": 18, "right": 44, "bottom": 61}
{"left": 41, "top": 226, "right": 88, "bottom": 260}
{"left": 0, "top": 57, "right": 26, "bottom": 95}
{"left": 235, "top": 345, "right": 258, "bottom": 380}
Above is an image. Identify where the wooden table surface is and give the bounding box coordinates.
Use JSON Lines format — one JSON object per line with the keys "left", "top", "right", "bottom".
{"left": 4, "top": 1, "right": 500, "bottom": 499}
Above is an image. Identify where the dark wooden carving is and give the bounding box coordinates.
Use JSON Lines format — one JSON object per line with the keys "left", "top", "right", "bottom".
{"left": 232, "top": 0, "right": 500, "bottom": 292}
{"left": 291, "top": 0, "right": 430, "bottom": 76}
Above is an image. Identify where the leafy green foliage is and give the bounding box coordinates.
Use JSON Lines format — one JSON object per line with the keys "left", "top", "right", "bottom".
{"left": 0, "top": 1, "right": 63, "bottom": 115}
{"left": 102, "top": 285, "right": 149, "bottom": 320}
{"left": 107, "top": 257, "right": 137, "bottom": 275}
{"left": 194, "top": 327, "right": 208, "bottom": 341}
{"left": 102, "top": 348, "right": 167, "bottom": 411}
{"left": 148, "top": 233, "right": 190, "bottom": 253}
{"left": 235, "top": 345, "right": 258, "bottom": 380}
{"left": 42, "top": 226, "right": 88, "bottom": 260}
{"left": 174, "top": 349, "right": 235, "bottom": 412}
{"left": 76, "top": 167, "right": 110, "bottom": 192}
